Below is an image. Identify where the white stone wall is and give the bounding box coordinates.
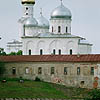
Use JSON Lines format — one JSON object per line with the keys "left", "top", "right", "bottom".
{"left": 38, "top": 28, "right": 49, "bottom": 33}
{"left": 25, "top": 27, "right": 38, "bottom": 36}
{"left": 78, "top": 44, "right": 92, "bottom": 54}
{"left": 49, "top": 19, "right": 71, "bottom": 34}
{"left": 23, "top": 4, "right": 34, "bottom": 17}
{"left": 7, "top": 44, "right": 22, "bottom": 54}
{"left": 22, "top": 37, "right": 79, "bottom": 55}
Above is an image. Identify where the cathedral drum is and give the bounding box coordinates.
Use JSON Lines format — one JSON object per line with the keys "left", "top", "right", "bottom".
{"left": 21, "top": 0, "right": 35, "bottom": 4}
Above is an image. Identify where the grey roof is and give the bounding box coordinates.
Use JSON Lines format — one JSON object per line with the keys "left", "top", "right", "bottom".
{"left": 18, "top": 17, "right": 27, "bottom": 23}
{"left": 51, "top": 3, "right": 72, "bottom": 19}
{"left": 7, "top": 40, "right": 22, "bottom": 44}
{"left": 37, "top": 15, "right": 49, "bottom": 28}
{"left": 24, "top": 17, "right": 38, "bottom": 27}
{"left": 79, "top": 39, "right": 92, "bottom": 45}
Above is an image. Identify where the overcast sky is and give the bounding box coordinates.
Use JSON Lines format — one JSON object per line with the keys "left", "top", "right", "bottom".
{"left": 0, "top": 0, "right": 100, "bottom": 53}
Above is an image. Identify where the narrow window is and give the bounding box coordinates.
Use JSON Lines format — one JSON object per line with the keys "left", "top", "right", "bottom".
{"left": 66, "top": 27, "right": 68, "bottom": 33}
{"left": 29, "top": 49, "right": 31, "bottom": 55}
{"left": 26, "top": 13, "right": 28, "bottom": 15}
{"left": 26, "top": 7, "right": 28, "bottom": 10}
{"left": 59, "top": 49, "right": 61, "bottom": 55}
{"left": 53, "top": 49, "right": 56, "bottom": 55}
{"left": 64, "top": 67, "right": 67, "bottom": 75}
{"left": 12, "top": 67, "right": 16, "bottom": 75}
{"left": 91, "top": 67, "right": 94, "bottom": 75}
{"left": 51, "top": 67, "right": 55, "bottom": 75}
{"left": 38, "top": 67, "right": 42, "bottom": 74}
{"left": 77, "top": 67, "right": 80, "bottom": 75}
{"left": 25, "top": 67, "right": 29, "bottom": 74}
{"left": 58, "top": 26, "right": 61, "bottom": 33}
{"left": 52, "top": 26, "right": 53, "bottom": 32}
{"left": 40, "top": 49, "right": 43, "bottom": 55}
{"left": 70, "top": 49, "right": 72, "bottom": 55}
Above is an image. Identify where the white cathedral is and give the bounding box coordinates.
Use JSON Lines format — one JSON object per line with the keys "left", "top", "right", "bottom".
{"left": 7, "top": 0, "right": 92, "bottom": 55}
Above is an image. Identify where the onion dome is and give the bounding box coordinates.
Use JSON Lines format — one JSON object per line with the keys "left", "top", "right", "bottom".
{"left": 24, "top": 17, "right": 38, "bottom": 27}
{"left": 37, "top": 14, "right": 49, "bottom": 28}
{"left": 51, "top": 3, "right": 72, "bottom": 19}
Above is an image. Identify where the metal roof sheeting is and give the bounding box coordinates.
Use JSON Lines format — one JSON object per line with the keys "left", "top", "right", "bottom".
{"left": 1, "top": 54, "right": 100, "bottom": 62}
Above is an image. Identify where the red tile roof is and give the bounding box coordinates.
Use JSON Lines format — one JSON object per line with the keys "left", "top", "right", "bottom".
{"left": 0, "top": 54, "right": 100, "bottom": 62}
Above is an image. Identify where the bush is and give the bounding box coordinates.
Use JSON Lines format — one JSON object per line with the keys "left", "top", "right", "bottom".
{"left": 85, "top": 89, "right": 100, "bottom": 100}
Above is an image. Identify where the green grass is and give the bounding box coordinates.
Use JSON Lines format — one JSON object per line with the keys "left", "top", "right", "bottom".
{"left": 0, "top": 80, "right": 91, "bottom": 99}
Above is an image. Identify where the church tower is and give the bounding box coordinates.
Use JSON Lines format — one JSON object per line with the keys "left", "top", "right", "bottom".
{"left": 19, "top": 0, "right": 38, "bottom": 37}
{"left": 50, "top": 0, "right": 72, "bottom": 34}
{"left": 21, "top": 0, "right": 35, "bottom": 18}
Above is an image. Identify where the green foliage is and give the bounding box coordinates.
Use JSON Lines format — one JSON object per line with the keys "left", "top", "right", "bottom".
{"left": 17, "top": 50, "right": 23, "bottom": 55}
{"left": 0, "top": 61, "right": 5, "bottom": 76}
{"left": 0, "top": 48, "right": 6, "bottom": 56}
{"left": 84, "top": 89, "right": 100, "bottom": 100}
{"left": 8, "top": 50, "right": 23, "bottom": 55}
{"left": 8, "top": 52, "right": 16, "bottom": 55}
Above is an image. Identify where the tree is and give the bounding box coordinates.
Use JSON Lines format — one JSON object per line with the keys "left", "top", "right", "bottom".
{"left": 8, "top": 50, "right": 23, "bottom": 55}
{"left": 16, "top": 50, "right": 23, "bottom": 55}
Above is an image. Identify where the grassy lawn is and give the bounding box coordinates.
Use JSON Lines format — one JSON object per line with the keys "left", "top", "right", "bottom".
{"left": 0, "top": 80, "right": 90, "bottom": 99}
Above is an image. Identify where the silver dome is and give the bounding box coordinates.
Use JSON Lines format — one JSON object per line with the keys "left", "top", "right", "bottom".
{"left": 24, "top": 17, "right": 38, "bottom": 27}
{"left": 51, "top": 4, "right": 72, "bottom": 19}
{"left": 37, "top": 15, "right": 49, "bottom": 28}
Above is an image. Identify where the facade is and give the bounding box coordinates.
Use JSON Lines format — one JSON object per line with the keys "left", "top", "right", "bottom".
{"left": 17, "top": 0, "right": 92, "bottom": 55}
{"left": 1, "top": 54, "right": 100, "bottom": 89}
{"left": 6, "top": 40, "right": 22, "bottom": 54}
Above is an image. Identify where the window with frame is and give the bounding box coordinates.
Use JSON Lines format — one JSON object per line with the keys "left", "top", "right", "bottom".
{"left": 40, "top": 49, "right": 43, "bottom": 55}
{"left": 91, "top": 67, "right": 94, "bottom": 75}
{"left": 29, "top": 49, "right": 31, "bottom": 55}
{"left": 59, "top": 49, "right": 61, "bottom": 55}
{"left": 12, "top": 67, "right": 16, "bottom": 75}
{"left": 58, "top": 26, "right": 61, "bottom": 33}
{"left": 64, "top": 67, "right": 67, "bottom": 75}
{"left": 52, "top": 26, "right": 53, "bottom": 32}
{"left": 66, "top": 27, "right": 68, "bottom": 33}
{"left": 51, "top": 67, "right": 55, "bottom": 75}
{"left": 53, "top": 49, "right": 56, "bottom": 55}
{"left": 70, "top": 49, "right": 72, "bottom": 55}
{"left": 25, "top": 67, "right": 29, "bottom": 74}
{"left": 38, "top": 67, "right": 42, "bottom": 74}
{"left": 77, "top": 67, "right": 80, "bottom": 75}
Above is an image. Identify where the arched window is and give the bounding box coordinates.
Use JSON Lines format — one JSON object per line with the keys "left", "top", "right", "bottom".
{"left": 26, "top": 13, "right": 28, "bottom": 15}
{"left": 58, "top": 26, "right": 61, "bottom": 33}
{"left": 53, "top": 49, "right": 56, "bottom": 55}
{"left": 26, "top": 7, "right": 28, "bottom": 10}
{"left": 59, "top": 49, "right": 61, "bottom": 55}
{"left": 52, "top": 26, "right": 53, "bottom": 32}
{"left": 12, "top": 67, "right": 16, "bottom": 75}
{"left": 70, "top": 49, "right": 72, "bottom": 55}
{"left": 66, "top": 27, "right": 68, "bottom": 33}
{"left": 40, "top": 49, "right": 43, "bottom": 55}
{"left": 29, "top": 49, "right": 31, "bottom": 55}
